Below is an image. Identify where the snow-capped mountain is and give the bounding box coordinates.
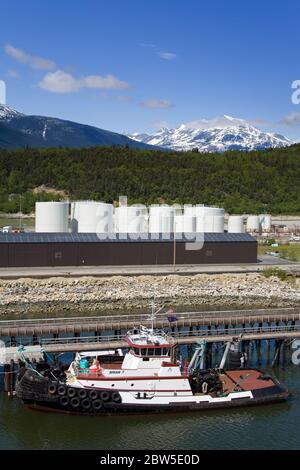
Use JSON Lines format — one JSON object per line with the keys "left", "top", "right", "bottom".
{"left": 0, "top": 104, "right": 24, "bottom": 121}
{"left": 0, "top": 104, "right": 156, "bottom": 150}
{"left": 128, "top": 115, "right": 292, "bottom": 152}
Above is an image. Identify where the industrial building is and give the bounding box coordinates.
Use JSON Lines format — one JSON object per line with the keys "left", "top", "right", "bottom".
{"left": 0, "top": 232, "right": 257, "bottom": 267}
{"left": 0, "top": 201, "right": 259, "bottom": 267}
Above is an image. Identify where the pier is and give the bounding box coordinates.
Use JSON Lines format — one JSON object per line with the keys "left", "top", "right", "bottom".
{"left": 27, "top": 323, "right": 300, "bottom": 353}
{"left": 2, "top": 307, "right": 300, "bottom": 396}
{"left": 1, "top": 307, "right": 300, "bottom": 353}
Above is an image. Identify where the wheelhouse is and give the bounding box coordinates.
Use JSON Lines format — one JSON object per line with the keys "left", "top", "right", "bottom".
{"left": 131, "top": 346, "right": 171, "bottom": 357}
{"left": 125, "top": 327, "right": 173, "bottom": 359}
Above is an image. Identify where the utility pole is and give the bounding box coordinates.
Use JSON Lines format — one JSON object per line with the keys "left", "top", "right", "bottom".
{"left": 173, "top": 215, "right": 176, "bottom": 272}
{"left": 19, "top": 195, "right": 22, "bottom": 231}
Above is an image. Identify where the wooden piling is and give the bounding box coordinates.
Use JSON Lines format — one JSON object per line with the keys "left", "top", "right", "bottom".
{"left": 94, "top": 331, "right": 101, "bottom": 342}
{"left": 4, "top": 364, "right": 11, "bottom": 392}
{"left": 9, "top": 360, "right": 15, "bottom": 395}
{"left": 271, "top": 340, "right": 282, "bottom": 368}
{"left": 266, "top": 339, "right": 270, "bottom": 365}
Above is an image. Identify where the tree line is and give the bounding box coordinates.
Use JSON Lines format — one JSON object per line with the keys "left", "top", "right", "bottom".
{"left": 0, "top": 144, "right": 299, "bottom": 214}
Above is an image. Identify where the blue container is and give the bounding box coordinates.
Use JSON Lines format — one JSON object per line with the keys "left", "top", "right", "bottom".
{"left": 79, "top": 358, "right": 89, "bottom": 374}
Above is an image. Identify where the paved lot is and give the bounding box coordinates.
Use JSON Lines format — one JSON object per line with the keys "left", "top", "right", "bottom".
{"left": 0, "top": 256, "right": 299, "bottom": 279}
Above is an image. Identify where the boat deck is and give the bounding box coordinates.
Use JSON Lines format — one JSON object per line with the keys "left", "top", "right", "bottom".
{"left": 221, "top": 370, "right": 275, "bottom": 392}
{"left": 75, "top": 367, "right": 276, "bottom": 393}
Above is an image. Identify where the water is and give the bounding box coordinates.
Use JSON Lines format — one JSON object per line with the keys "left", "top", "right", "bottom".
{"left": 0, "top": 363, "right": 300, "bottom": 450}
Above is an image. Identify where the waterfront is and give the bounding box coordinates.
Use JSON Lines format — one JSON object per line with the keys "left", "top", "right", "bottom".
{"left": 1, "top": 348, "right": 300, "bottom": 449}
{"left": 0, "top": 273, "right": 299, "bottom": 318}
{"left": 0, "top": 365, "right": 299, "bottom": 450}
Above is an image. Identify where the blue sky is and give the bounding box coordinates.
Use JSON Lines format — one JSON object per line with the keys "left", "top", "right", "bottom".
{"left": 1, "top": 0, "right": 300, "bottom": 140}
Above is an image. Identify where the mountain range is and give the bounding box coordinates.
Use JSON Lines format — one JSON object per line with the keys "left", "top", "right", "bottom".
{"left": 0, "top": 105, "right": 292, "bottom": 152}
{"left": 0, "top": 104, "right": 153, "bottom": 150}
{"left": 128, "top": 115, "right": 292, "bottom": 152}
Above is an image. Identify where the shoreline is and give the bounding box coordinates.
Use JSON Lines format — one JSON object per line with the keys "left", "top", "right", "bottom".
{"left": 0, "top": 273, "right": 299, "bottom": 318}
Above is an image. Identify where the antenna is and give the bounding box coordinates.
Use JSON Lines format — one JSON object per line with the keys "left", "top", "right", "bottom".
{"left": 148, "top": 295, "right": 155, "bottom": 331}
{"left": 147, "top": 294, "right": 165, "bottom": 331}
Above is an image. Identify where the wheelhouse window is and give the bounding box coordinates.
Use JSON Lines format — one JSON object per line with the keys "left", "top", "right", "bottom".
{"left": 132, "top": 346, "right": 170, "bottom": 357}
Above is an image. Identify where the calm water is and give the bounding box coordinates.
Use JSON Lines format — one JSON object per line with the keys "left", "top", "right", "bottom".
{"left": 0, "top": 363, "right": 300, "bottom": 450}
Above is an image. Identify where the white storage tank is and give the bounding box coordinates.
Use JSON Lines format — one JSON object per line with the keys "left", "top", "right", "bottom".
{"left": 174, "top": 215, "right": 195, "bottom": 233}
{"left": 196, "top": 215, "right": 224, "bottom": 233}
{"left": 73, "top": 201, "right": 113, "bottom": 233}
{"left": 259, "top": 214, "right": 272, "bottom": 232}
{"left": 115, "top": 206, "right": 148, "bottom": 233}
{"left": 149, "top": 206, "right": 175, "bottom": 233}
{"left": 71, "top": 200, "right": 90, "bottom": 233}
{"left": 203, "top": 206, "right": 225, "bottom": 217}
{"left": 192, "top": 206, "right": 225, "bottom": 233}
{"left": 246, "top": 215, "right": 261, "bottom": 232}
{"left": 227, "top": 215, "right": 245, "bottom": 233}
{"left": 183, "top": 206, "right": 197, "bottom": 232}
{"left": 35, "top": 201, "right": 69, "bottom": 233}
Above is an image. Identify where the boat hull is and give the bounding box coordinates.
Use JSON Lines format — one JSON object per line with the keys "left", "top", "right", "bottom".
{"left": 16, "top": 369, "right": 289, "bottom": 415}
{"left": 24, "top": 391, "right": 288, "bottom": 415}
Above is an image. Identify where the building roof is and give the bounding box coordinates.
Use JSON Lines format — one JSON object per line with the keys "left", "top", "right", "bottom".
{"left": 0, "top": 232, "right": 256, "bottom": 244}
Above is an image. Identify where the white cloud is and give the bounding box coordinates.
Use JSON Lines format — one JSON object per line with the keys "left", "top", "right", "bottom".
{"left": 38, "top": 70, "right": 129, "bottom": 93}
{"left": 159, "top": 52, "right": 176, "bottom": 60}
{"left": 83, "top": 75, "right": 128, "bottom": 90}
{"left": 4, "top": 44, "right": 56, "bottom": 70}
{"left": 281, "top": 112, "right": 300, "bottom": 127}
{"left": 141, "top": 99, "right": 174, "bottom": 109}
{"left": 140, "top": 43, "right": 176, "bottom": 61}
{"left": 39, "top": 70, "right": 80, "bottom": 93}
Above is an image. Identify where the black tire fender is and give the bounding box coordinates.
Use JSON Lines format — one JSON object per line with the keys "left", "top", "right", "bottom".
{"left": 89, "top": 390, "right": 98, "bottom": 400}
{"left": 59, "top": 395, "right": 69, "bottom": 407}
{"left": 111, "top": 391, "right": 121, "bottom": 403}
{"left": 99, "top": 391, "right": 110, "bottom": 402}
{"left": 81, "top": 398, "right": 91, "bottom": 409}
{"left": 67, "top": 387, "right": 77, "bottom": 398}
{"left": 48, "top": 383, "right": 57, "bottom": 395}
{"left": 92, "top": 399, "right": 103, "bottom": 411}
{"left": 78, "top": 389, "right": 88, "bottom": 399}
{"left": 70, "top": 397, "right": 80, "bottom": 408}
{"left": 57, "top": 385, "right": 67, "bottom": 396}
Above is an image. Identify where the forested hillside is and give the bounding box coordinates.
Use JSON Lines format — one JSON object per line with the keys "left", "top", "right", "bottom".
{"left": 0, "top": 144, "right": 299, "bottom": 214}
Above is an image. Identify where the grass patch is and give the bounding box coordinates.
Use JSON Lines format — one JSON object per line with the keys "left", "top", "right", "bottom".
{"left": 262, "top": 267, "right": 289, "bottom": 281}
{"left": 258, "top": 243, "right": 300, "bottom": 261}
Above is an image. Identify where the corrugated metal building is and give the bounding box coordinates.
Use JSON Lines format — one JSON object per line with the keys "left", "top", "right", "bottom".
{"left": 0, "top": 233, "right": 257, "bottom": 267}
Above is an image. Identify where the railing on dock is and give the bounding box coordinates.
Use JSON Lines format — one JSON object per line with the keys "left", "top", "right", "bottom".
{"left": 0, "top": 307, "right": 299, "bottom": 337}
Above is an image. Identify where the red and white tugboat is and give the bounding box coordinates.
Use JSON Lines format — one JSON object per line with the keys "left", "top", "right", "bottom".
{"left": 16, "top": 326, "right": 289, "bottom": 414}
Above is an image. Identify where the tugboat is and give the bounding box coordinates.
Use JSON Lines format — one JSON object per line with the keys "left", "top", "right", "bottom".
{"left": 16, "top": 326, "right": 289, "bottom": 414}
